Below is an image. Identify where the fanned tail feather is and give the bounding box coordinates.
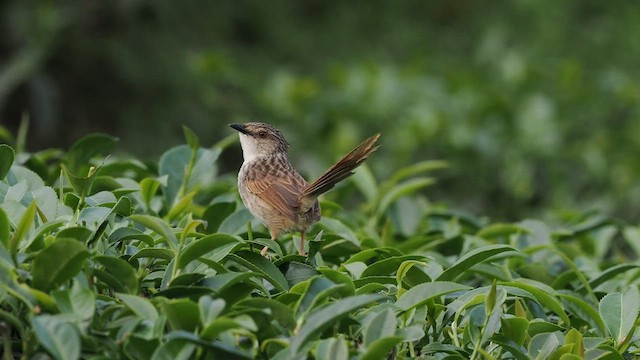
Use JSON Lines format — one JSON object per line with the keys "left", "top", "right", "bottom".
{"left": 298, "top": 133, "right": 380, "bottom": 211}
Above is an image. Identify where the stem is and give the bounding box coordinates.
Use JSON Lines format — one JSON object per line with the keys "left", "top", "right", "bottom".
{"left": 470, "top": 315, "right": 490, "bottom": 360}
{"left": 1, "top": 322, "right": 12, "bottom": 360}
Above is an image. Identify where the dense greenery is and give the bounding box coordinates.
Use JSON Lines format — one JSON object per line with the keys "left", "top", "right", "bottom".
{"left": 1, "top": 129, "right": 639, "bottom": 359}
{"left": 2, "top": 1, "right": 640, "bottom": 219}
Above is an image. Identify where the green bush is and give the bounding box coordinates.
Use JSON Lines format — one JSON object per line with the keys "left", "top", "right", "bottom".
{"left": 1, "top": 129, "right": 639, "bottom": 359}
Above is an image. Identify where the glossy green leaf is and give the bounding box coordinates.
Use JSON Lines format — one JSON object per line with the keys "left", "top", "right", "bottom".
{"left": 56, "top": 227, "right": 93, "bottom": 243}
{"left": 228, "top": 251, "right": 289, "bottom": 292}
{"left": 118, "top": 293, "right": 159, "bottom": 321}
{"left": 31, "top": 238, "right": 89, "bottom": 291}
{"left": 9, "top": 200, "right": 37, "bottom": 260}
{"left": 182, "top": 125, "right": 200, "bottom": 150}
{"left": 151, "top": 339, "right": 196, "bottom": 360}
{"left": 502, "top": 280, "right": 571, "bottom": 326}
{"left": 94, "top": 255, "right": 139, "bottom": 294}
{"left": 176, "top": 233, "right": 243, "bottom": 269}
{"left": 52, "top": 279, "right": 96, "bottom": 321}
{"left": 199, "top": 296, "right": 226, "bottom": 326}
{"left": 0, "top": 208, "right": 9, "bottom": 248}
{"left": 64, "top": 133, "right": 118, "bottom": 175}
{"left": 288, "top": 294, "right": 384, "bottom": 357}
{"left": 130, "top": 214, "right": 178, "bottom": 249}
{"left": 160, "top": 298, "right": 199, "bottom": 331}
{"left": 32, "top": 315, "right": 81, "bottom": 360}
{"left": 109, "top": 227, "right": 155, "bottom": 247}
{"left": 599, "top": 286, "right": 640, "bottom": 343}
{"left": 558, "top": 292, "right": 606, "bottom": 336}
{"left": 315, "top": 337, "right": 349, "bottom": 360}
{"left": 164, "top": 330, "right": 252, "bottom": 359}
{"left": 360, "top": 336, "right": 403, "bottom": 360}
{"left": 361, "top": 255, "right": 426, "bottom": 277}
{"left": 436, "top": 245, "right": 519, "bottom": 282}
{"left": 0, "top": 143, "right": 14, "bottom": 180}
{"left": 363, "top": 307, "right": 397, "bottom": 347}
{"left": 202, "top": 202, "right": 236, "bottom": 233}
{"left": 396, "top": 281, "right": 471, "bottom": 311}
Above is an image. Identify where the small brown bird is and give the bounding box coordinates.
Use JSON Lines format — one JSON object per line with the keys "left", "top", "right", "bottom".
{"left": 230, "top": 122, "right": 380, "bottom": 256}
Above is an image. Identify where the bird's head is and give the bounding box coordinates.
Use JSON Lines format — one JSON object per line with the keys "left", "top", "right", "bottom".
{"left": 229, "top": 122, "right": 290, "bottom": 161}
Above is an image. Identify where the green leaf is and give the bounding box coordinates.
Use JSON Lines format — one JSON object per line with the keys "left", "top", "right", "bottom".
{"left": 363, "top": 307, "right": 397, "bottom": 347}
{"left": 94, "top": 255, "right": 139, "bottom": 294}
{"left": 130, "top": 214, "right": 178, "bottom": 249}
{"left": 64, "top": 133, "right": 118, "bottom": 175}
{"left": 9, "top": 200, "right": 37, "bottom": 261}
{"left": 318, "top": 217, "right": 359, "bottom": 246}
{"left": 228, "top": 251, "right": 289, "bottom": 292}
{"left": 581, "top": 264, "right": 640, "bottom": 292}
{"left": 599, "top": 286, "right": 640, "bottom": 343}
{"left": 283, "top": 261, "right": 319, "bottom": 286}
{"left": 359, "top": 336, "right": 403, "bottom": 360}
{"left": 63, "top": 165, "right": 102, "bottom": 200}
{"left": 295, "top": 276, "right": 343, "bottom": 317}
{"left": 288, "top": 294, "right": 384, "bottom": 357}
{"left": 151, "top": 339, "right": 196, "bottom": 360}
{"left": 500, "top": 316, "right": 529, "bottom": 346}
{"left": 200, "top": 316, "right": 248, "bottom": 339}
{"left": 202, "top": 202, "right": 236, "bottom": 233}
{"left": 361, "top": 255, "right": 427, "bottom": 277}
{"left": 160, "top": 298, "right": 200, "bottom": 332}
{"left": 166, "top": 191, "right": 196, "bottom": 222}
{"left": 32, "top": 238, "right": 89, "bottom": 291}
{"left": 558, "top": 292, "right": 606, "bottom": 336}
{"left": 235, "top": 298, "right": 296, "bottom": 329}
{"left": 52, "top": 279, "right": 96, "bottom": 321}
{"left": 130, "top": 248, "right": 175, "bottom": 262}
{"left": 165, "top": 330, "right": 252, "bottom": 359}
{"left": 0, "top": 143, "right": 14, "bottom": 180}
{"left": 32, "top": 315, "right": 81, "bottom": 360}
{"left": 563, "top": 328, "right": 584, "bottom": 356}
{"left": 118, "top": 293, "right": 159, "bottom": 321}
{"left": 56, "top": 227, "right": 93, "bottom": 243}
{"left": 0, "top": 208, "right": 9, "bottom": 248}
{"left": 140, "top": 177, "right": 162, "bottom": 208}
{"left": 176, "top": 233, "right": 243, "bottom": 269}
{"left": 315, "top": 337, "right": 349, "bottom": 360}
{"left": 199, "top": 296, "right": 226, "bottom": 326}
{"left": 476, "top": 223, "right": 529, "bottom": 239}
{"left": 502, "top": 280, "right": 571, "bottom": 326}
{"left": 183, "top": 125, "right": 200, "bottom": 150}
{"left": 159, "top": 145, "right": 221, "bottom": 206}
{"left": 396, "top": 281, "right": 471, "bottom": 311}
{"left": 109, "top": 227, "right": 155, "bottom": 247}
{"left": 436, "top": 244, "right": 519, "bottom": 282}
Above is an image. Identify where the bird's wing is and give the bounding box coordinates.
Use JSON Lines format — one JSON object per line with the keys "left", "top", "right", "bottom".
{"left": 244, "top": 157, "right": 307, "bottom": 219}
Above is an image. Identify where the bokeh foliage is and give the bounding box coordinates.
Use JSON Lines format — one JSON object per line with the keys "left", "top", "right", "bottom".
{"left": 1, "top": 1, "right": 640, "bottom": 220}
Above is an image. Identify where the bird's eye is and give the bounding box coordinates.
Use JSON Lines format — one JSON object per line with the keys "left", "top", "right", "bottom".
{"left": 258, "top": 131, "right": 267, "bottom": 138}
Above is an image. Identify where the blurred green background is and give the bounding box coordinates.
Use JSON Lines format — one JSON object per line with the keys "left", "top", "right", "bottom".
{"left": 1, "top": 1, "right": 640, "bottom": 221}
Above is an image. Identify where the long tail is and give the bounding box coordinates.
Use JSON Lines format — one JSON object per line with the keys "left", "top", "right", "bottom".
{"left": 298, "top": 133, "right": 380, "bottom": 211}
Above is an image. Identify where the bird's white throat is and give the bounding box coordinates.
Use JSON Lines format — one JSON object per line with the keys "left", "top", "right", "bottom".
{"left": 238, "top": 134, "right": 261, "bottom": 163}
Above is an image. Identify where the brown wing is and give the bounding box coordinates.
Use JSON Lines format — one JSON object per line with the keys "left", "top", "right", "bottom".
{"left": 244, "top": 155, "right": 308, "bottom": 219}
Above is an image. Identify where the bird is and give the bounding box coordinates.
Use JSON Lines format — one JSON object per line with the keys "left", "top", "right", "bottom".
{"left": 229, "top": 122, "right": 380, "bottom": 256}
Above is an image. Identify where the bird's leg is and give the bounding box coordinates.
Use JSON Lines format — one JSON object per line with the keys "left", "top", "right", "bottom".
{"left": 298, "top": 230, "right": 306, "bottom": 256}
{"left": 261, "top": 230, "right": 277, "bottom": 257}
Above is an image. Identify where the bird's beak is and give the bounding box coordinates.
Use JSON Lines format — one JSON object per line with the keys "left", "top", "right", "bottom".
{"left": 229, "top": 123, "right": 250, "bottom": 135}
